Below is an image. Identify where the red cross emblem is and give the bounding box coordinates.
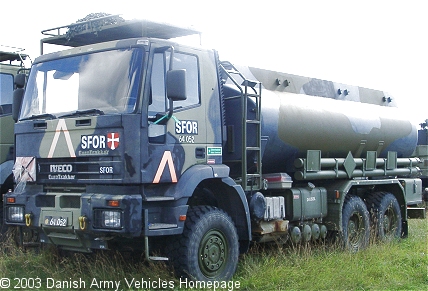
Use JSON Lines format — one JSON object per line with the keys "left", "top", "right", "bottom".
{"left": 107, "top": 133, "right": 120, "bottom": 150}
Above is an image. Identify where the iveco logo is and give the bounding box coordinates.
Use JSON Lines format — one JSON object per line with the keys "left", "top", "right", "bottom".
{"left": 50, "top": 164, "right": 73, "bottom": 173}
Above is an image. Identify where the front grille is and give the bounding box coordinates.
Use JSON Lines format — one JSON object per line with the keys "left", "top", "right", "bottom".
{"left": 35, "top": 194, "right": 81, "bottom": 209}
{"left": 59, "top": 195, "right": 81, "bottom": 208}
{"left": 36, "top": 195, "right": 55, "bottom": 207}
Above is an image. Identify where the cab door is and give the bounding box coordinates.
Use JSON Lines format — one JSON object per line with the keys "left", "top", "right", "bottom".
{"left": 145, "top": 46, "right": 207, "bottom": 184}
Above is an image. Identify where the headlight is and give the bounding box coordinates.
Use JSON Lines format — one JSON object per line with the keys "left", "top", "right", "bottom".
{"left": 7, "top": 206, "right": 25, "bottom": 223}
{"left": 102, "top": 210, "right": 122, "bottom": 228}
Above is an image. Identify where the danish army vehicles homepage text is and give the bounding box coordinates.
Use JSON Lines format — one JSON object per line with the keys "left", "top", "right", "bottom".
{"left": 5, "top": 16, "right": 423, "bottom": 281}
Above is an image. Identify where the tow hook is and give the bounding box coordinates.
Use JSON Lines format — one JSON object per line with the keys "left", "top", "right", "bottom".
{"left": 25, "top": 213, "right": 32, "bottom": 227}
{"left": 79, "top": 216, "right": 87, "bottom": 230}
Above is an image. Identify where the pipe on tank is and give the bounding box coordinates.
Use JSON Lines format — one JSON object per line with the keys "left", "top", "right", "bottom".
{"left": 294, "top": 167, "right": 420, "bottom": 181}
{"left": 294, "top": 157, "right": 421, "bottom": 169}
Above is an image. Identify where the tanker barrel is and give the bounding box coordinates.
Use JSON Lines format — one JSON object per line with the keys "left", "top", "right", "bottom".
{"left": 294, "top": 167, "right": 420, "bottom": 181}
{"left": 223, "top": 66, "right": 418, "bottom": 175}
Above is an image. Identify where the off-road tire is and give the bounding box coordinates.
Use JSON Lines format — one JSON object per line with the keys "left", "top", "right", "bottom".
{"left": 0, "top": 205, "right": 7, "bottom": 239}
{"left": 342, "top": 195, "right": 370, "bottom": 252}
{"left": 366, "top": 192, "right": 402, "bottom": 241}
{"left": 167, "top": 206, "right": 239, "bottom": 281}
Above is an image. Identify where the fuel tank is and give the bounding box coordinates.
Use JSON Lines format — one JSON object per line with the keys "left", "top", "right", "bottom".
{"left": 222, "top": 66, "right": 417, "bottom": 174}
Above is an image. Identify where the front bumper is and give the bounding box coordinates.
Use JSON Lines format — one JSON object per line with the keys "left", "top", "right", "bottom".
{"left": 4, "top": 191, "right": 143, "bottom": 251}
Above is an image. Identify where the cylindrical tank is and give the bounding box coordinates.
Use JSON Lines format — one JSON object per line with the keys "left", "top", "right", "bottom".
{"left": 222, "top": 66, "right": 417, "bottom": 175}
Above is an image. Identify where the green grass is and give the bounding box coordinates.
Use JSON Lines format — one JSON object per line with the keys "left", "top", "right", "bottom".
{"left": 0, "top": 218, "right": 426, "bottom": 290}
{"left": 235, "top": 217, "right": 428, "bottom": 290}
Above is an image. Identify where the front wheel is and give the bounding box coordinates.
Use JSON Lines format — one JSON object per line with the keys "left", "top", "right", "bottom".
{"left": 168, "top": 206, "right": 239, "bottom": 281}
{"left": 342, "top": 196, "right": 370, "bottom": 252}
{"left": 0, "top": 205, "right": 8, "bottom": 240}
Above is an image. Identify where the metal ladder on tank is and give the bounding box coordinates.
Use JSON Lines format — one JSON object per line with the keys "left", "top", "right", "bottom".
{"left": 220, "top": 62, "right": 262, "bottom": 192}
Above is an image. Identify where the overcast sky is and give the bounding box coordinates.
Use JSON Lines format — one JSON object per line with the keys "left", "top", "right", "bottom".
{"left": 1, "top": 0, "right": 426, "bottom": 125}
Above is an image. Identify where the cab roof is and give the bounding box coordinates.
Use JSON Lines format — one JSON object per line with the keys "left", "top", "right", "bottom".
{"left": 0, "top": 50, "right": 28, "bottom": 63}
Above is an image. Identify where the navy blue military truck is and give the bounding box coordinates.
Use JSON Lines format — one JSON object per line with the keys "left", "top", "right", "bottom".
{"left": 5, "top": 15, "right": 424, "bottom": 281}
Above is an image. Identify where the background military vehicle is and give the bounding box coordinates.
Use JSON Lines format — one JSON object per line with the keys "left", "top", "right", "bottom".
{"left": 413, "top": 120, "right": 428, "bottom": 202}
{"left": 0, "top": 47, "right": 29, "bottom": 235}
{"left": 4, "top": 15, "right": 424, "bottom": 281}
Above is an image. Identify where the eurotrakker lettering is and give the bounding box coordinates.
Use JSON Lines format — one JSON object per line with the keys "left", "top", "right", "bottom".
{"left": 48, "top": 174, "right": 75, "bottom": 180}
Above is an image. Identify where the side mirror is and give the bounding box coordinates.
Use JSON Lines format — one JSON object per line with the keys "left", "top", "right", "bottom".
{"left": 12, "top": 74, "right": 26, "bottom": 122}
{"left": 12, "top": 88, "right": 24, "bottom": 122}
{"left": 166, "top": 69, "right": 187, "bottom": 101}
{"left": 14, "top": 73, "right": 26, "bottom": 89}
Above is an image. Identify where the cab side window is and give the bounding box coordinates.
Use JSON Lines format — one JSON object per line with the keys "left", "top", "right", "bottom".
{"left": 149, "top": 53, "right": 166, "bottom": 118}
{"left": 168, "top": 53, "right": 199, "bottom": 108}
{"left": 149, "top": 51, "right": 199, "bottom": 118}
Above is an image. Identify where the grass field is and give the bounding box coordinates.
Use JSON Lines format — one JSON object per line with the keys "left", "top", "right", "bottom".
{"left": 234, "top": 217, "right": 428, "bottom": 290}
{"left": 0, "top": 217, "right": 426, "bottom": 290}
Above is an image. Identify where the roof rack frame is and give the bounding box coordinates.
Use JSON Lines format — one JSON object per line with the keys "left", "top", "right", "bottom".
{"left": 41, "top": 14, "right": 123, "bottom": 37}
{"left": 39, "top": 16, "right": 201, "bottom": 55}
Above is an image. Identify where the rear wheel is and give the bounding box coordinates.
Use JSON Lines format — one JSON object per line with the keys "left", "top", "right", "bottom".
{"left": 168, "top": 206, "right": 239, "bottom": 281}
{"left": 367, "top": 192, "right": 402, "bottom": 241}
{"left": 342, "top": 196, "right": 370, "bottom": 252}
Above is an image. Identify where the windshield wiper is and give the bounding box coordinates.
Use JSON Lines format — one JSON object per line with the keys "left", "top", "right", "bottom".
{"left": 20, "top": 113, "right": 57, "bottom": 121}
{"left": 59, "top": 109, "right": 105, "bottom": 118}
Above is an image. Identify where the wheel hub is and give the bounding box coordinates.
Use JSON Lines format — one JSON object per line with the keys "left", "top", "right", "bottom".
{"left": 348, "top": 213, "right": 363, "bottom": 245}
{"left": 383, "top": 207, "right": 397, "bottom": 235}
{"left": 199, "top": 230, "right": 227, "bottom": 276}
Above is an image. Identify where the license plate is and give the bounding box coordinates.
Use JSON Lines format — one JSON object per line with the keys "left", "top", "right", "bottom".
{"left": 44, "top": 216, "right": 68, "bottom": 227}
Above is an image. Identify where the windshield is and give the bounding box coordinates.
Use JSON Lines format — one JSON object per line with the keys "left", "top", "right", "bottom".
{"left": 19, "top": 48, "right": 143, "bottom": 119}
